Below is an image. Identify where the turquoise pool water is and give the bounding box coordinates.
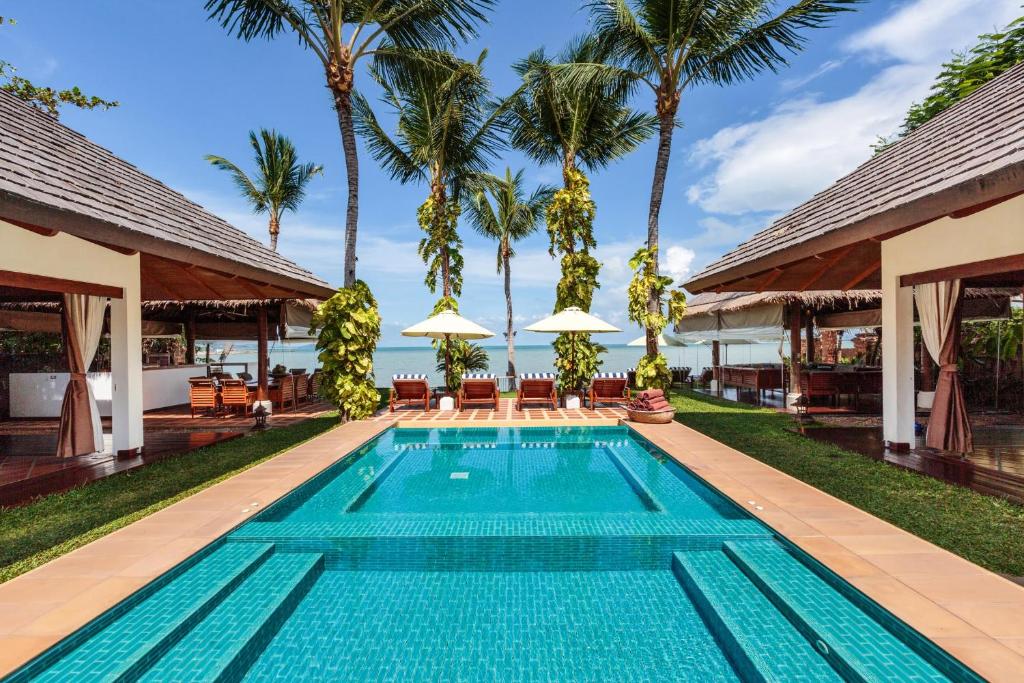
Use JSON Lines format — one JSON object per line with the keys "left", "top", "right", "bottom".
{"left": 9, "top": 426, "right": 981, "bottom": 682}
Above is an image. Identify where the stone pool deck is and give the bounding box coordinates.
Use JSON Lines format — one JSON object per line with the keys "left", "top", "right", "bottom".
{"left": 0, "top": 416, "right": 1022, "bottom": 680}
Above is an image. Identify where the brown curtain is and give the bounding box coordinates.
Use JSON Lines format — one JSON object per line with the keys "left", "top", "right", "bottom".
{"left": 916, "top": 281, "right": 973, "bottom": 453}
{"left": 55, "top": 294, "right": 107, "bottom": 457}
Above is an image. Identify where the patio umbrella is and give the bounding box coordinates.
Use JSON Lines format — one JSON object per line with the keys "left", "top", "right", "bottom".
{"left": 627, "top": 333, "right": 684, "bottom": 347}
{"left": 401, "top": 309, "right": 495, "bottom": 390}
{"left": 525, "top": 307, "right": 621, "bottom": 390}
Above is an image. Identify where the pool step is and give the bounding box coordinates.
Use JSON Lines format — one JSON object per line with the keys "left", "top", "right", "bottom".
{"left": 724, "top": 539, "right": 950, "bottom": 683}
{"left": 672, "top": 551, "right": 842, "bottom": 682}
{"left": 30, "top": 542, "right": 274, "bottom": 682}
{"left": 140, "top": 551, "right": 324, "bottom": 682}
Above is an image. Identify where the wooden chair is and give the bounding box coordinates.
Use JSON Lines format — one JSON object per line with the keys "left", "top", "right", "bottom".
{"left": 587, "top": 372, "right": 630, "bottom": 408}
{"left": 188, "top": 378, "right": 219, "bottom": 418}
{"left": 800, "top": 370, "right": 840, "bottom": 407}
{"left": 307, "top": 370, "right": 320, "bottom": 401}
{"left": 457, "top": 373, "right": 499, "bottom": 411}
{"left": 516, "top": 373, "right": 557, "bottom": 410}
{"left": 220, "top": 378, "right": 254, "bottom": 415}
{"left": 390, "top": 374, "right": 430, "bottom": 412}
{"left": 269, "top": 374, "right": 296, "bottom": 412}
{"left": 293, "top": 373, "right": 308, "bottom": 404}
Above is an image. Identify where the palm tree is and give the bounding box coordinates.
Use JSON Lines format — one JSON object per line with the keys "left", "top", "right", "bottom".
{"left": 356, "top": 51, "right": 504, "bottom": 391}
{"left": 354, "top": 50, "right": 505, "bottom": 303}
{"left": 464, "top": 167, "right": 554, "bottom": 378}
{"left": 206, "top": 129, "right": 322, "bottom": 251}
{"left": 583, "top": 0, "right": 856, "bottom": 355}
{"left": 205, "top": 0, "right": 494, "bottom": 287}
{"left": 507, "top": 36, "right": 655, "bottom": 390}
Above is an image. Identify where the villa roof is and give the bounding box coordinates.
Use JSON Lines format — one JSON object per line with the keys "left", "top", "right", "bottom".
{"left": 0, "top": 91, "right": 335, "bottom": 300}
{"left": 685, "top": 62, "right": 1024, "bottom": 294}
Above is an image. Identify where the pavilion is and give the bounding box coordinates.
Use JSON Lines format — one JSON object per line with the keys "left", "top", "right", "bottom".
{"left": 684, "top": 62, "right": 1024, "bottom": 452}
{"left": 0, "top": 90, "right": 334, "bottom": 458}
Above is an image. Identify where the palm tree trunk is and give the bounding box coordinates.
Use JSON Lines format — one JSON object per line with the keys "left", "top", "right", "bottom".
{"left": 330, "top": 87, "right": 360, "bottom": 288}
{"left": 504, "top": 248, "right": 515, "bottom": 378}
{"left": 645, "top": 113, "right": 675, "bottom": 356}
{"left": 268, "top": 214, "right": 280, "bottom": 252}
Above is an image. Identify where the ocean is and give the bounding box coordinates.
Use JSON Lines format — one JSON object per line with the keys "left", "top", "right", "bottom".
{"left": 211, "top": 341, "right": 785, "bottom": 387}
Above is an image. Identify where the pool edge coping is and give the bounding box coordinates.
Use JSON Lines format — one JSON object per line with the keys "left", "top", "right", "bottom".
{"left": 627, "top": 419, "right": 1024, "bottom": 683}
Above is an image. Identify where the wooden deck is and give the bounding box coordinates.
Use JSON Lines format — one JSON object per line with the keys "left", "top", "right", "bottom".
{"left": 800, "top": 424, "right": 1024, "bottom": 505}
{"left": 0, "top": 401, "right": 335, "bottom": 507}
{"left": 372, "top": 397, "right": 626, "bottom": 426}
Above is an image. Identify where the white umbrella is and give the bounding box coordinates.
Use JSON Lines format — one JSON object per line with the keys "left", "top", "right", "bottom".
{"left": 525, "top": 307, "right": 621, "bottom": 390}
{"left": 627, "top": 333, "right": 684, "bottom": 347}
{"left": 402, "top": 310, "right": 494, "bottom": 389}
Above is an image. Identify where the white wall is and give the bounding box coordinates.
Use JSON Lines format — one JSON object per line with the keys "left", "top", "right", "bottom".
{"left": 2, "top": 219, "right": 144, "bottom": 451}
{"left": 9, "top": 366, "right": 207, "bottom": 418}
{"left": 880, "top": 193, "right": 1024, "bottom": 446}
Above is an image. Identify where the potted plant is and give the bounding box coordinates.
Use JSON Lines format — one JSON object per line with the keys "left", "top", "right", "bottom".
{"left": 271, "top": 363, "right": 289, "bottom": 378}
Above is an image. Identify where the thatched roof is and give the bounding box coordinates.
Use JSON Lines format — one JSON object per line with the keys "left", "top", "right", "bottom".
{"left": 0, "top": 91, "right": 334, "bottom": 300}
{"left": 685, "top": 63, "right": 1024, "bottom": 294}
{"left": 684, "top": 290, "right": 880, "bottom": 317}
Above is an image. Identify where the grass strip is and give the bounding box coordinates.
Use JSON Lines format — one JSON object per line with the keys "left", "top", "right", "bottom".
{"left": 670, "top": 390, "right": 1024, "bottom": 576}
{"left": 0, "top": 414, "right": 339, "bottom": 583}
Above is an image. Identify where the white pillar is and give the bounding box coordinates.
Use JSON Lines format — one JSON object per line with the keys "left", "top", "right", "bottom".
{"left": 110, "top": 255, "right": 144, "bottom": 454}
{"left": 881, "top": 244, "right": 915, "bottom": 449}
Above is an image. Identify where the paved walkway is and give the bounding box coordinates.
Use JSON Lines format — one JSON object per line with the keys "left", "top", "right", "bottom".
{"left": 373, "top": 397, "right": 626, "bottom": 426}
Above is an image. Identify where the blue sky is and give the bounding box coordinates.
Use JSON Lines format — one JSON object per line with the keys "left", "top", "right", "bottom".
{"left": 4, "top": 0, "right": 1020, "bottom": 346}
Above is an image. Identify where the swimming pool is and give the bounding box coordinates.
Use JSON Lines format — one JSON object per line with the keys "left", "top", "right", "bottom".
{"left": 9, "top": 426, "right": 981, "bottom": 681}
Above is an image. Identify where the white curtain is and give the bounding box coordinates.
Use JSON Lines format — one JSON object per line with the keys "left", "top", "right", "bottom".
{"left": 65, "top": 294, "right": 108, "bottom": 453}
{"left": 915, "top": 280, "right": 961, "bottom": 365}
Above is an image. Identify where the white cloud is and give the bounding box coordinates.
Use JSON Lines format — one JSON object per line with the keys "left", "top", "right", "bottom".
{"left": 686, "top": 0, "right": 1021, "bottom": 216}
{"left": 661, "top": 245, "right": 696, "bottom": 284}
{"left": 780, "top": 59, "right": 845, "bottom": 92}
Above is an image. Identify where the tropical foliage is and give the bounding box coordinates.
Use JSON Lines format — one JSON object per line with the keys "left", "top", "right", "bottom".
{"left": 507, "top": 36, "right": 654, "bottom": 391}
{"left": 356, "top": 51, "right": 503, "bottom": 303}
{"left": 206, "top": 129, "right": 322, "bottom": 251}
{"left": 308, "top": 281, "right": 382, "bottom": 420}
{"left": 880, "top": 14, "right": 1024, "bottom": 149}
{"left": 582, "top": 0, "right": 854, "bottom": 354}
{"left": 435, "top": 342, "right": 490, "bottom": 377}
{"left": 0, "top": 17, "right": 117, "bottom": 117}
{"left": 206, "top": 0, "right": 493, "bottom": 288}
{"left": 464, "top": 167, "right": 553, "bottom": 378}
{"left": 627, "top": 246, "right": 686, "bottom": 389}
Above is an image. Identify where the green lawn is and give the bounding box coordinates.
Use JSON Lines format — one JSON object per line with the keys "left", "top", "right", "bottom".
{"left": 0, "top": 414, "right": 339, "bottom": 583}
{"left": 670, "top": 390, "right": 1024, "bottom": 576}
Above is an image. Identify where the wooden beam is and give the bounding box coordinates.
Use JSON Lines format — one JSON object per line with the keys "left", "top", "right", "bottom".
{"left": 841, "top": 260, "right": 881, "bottom": 290}
{"left": 0, "top": 270, "right": 122, "bottom": 298}
{"left": 755, "top": 268, "right": 785, "bottom": 293}
{"left": 5, "top": 217, "right": 58, "bottom": 237}
{"left": 797, "top": 244, "right": 857, "bottom": 291}
{"left": 168, "top": 263, "right": 225, "bottom": 299}
{"left": 900, "top": 253, "right": 1024, "bottom": 287}
{"left": 257, "top": 305, "right": 269, "bottom": 401}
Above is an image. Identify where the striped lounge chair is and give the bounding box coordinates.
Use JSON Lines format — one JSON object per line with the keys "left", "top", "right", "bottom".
{"left": 390, "top": 373, "right": 430, "bottom": 412}
{"left": 457, "top": 373, "right": 499, "bottom": 410}
{"left": 516, "top": 372, "right": 557, "bottom": 410}
{"left": 587, "top": 372, "right": 630, "bottom": 408}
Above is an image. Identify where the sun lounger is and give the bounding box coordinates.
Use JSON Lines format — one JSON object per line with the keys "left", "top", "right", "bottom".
{"left": 587, "top": 372, "right": 630, "bottom": 407}
{"left": 516, "top": 372, "right": 557, "bottom": 410}
{"left": 390, "top": 374, "right": 430, "bottom": 412}
{"left": 457, "top": 373, "right": 499, "bottom": 410}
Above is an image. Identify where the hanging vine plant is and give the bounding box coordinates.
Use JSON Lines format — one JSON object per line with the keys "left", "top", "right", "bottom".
{"left": 627, "top": 246, "right": 686, "bottom": 390}
{"left": 309, "top": 281, "right": 382, "bottom": 420}
{"left": 548, "top": 167, "right": 602, "bottom": 391}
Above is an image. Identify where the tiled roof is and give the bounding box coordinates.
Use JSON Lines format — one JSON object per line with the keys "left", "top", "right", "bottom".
{"left": 686, "top": 62, "right": 1024, "bottom": 291}
{"left": 0, "top": 91, "right": 333, "bottom": 297}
